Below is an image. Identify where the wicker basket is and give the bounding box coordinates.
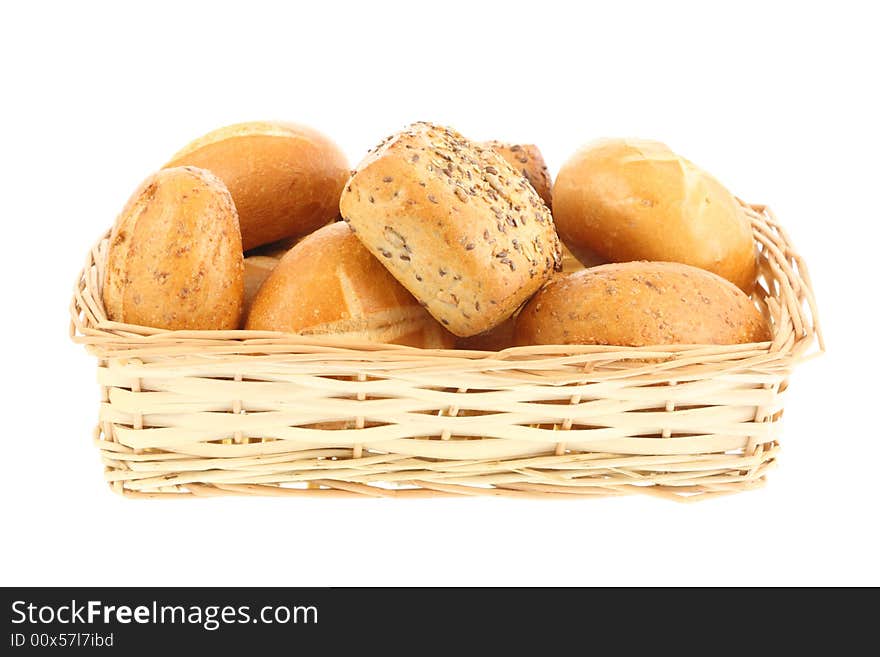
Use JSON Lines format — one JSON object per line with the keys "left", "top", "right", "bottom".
{"left": 70, "top": 202, "right": 822, "bottom": 501}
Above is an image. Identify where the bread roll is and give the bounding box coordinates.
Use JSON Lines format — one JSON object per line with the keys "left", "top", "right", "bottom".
{"left": 483, "top": 141, "right": 552, "bottom": 208}
{"left": 245, "top": 222, "right": 454, "bottom": 348}
{"left": 165, "top": 121, "right": 349, "bottom": 251}
{"left": 104, "top": 166, "right": 243, "bottom": 330}
{"left": 515, "top": 261, "right": 770, "bottom": 346}
{"left": 553, "top": 139, "right": 757, "bottom": 291}
{"left": 340, "top": 122, "right": 562, "bottom": 337}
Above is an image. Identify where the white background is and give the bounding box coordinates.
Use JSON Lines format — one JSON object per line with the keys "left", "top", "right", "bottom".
{"left": 1, "top": 0, "right": 876, "bottom": 586}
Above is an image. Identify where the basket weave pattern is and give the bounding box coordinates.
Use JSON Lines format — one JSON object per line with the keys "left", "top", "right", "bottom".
{"left": 70, "top": 204, "right": 821, "bottom": 501}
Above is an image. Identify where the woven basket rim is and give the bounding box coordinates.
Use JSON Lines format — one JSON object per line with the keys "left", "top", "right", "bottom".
{"left": 70, "top": 202, "right": 824, "bottom": 363}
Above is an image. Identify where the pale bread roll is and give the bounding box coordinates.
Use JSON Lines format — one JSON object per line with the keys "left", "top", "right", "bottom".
{"left": 245, "top": 222, "right": 454, "bottom": 348}
{"left": 103, "top": 166, "right": 243, "bottom": 330}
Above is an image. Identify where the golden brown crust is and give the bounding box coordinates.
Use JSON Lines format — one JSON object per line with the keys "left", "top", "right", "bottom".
{"left": 103, "top": 166, "right": 244, "bottom": 330}
{"left": 245, "top": 222, "right": 454, "bottom": 348}
{"left": 340, "top": 122, "right": 561, "bottom": 337}
{"left": 553, "top": 139, "right": 757, "bottom": 292}
{"left": 165, "top": 121, "right": 349, "bottom": 251}
{"left": 515, "top": 261, "right": 771, "bottom": 346}
{"left": 483, "top": 141, "right": 553, "bottom": 209}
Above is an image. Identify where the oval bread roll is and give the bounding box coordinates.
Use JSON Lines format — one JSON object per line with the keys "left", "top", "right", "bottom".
{"left": 483, "top": 141, "right": 553, "bottom": 208}
{"left": 515, "top": 261, "right": 771, "bottom": 346}
{"left": 245, "top": 222, "right": 454, "bottom": 348}
{"left": 553, "top": 139, "right": 757, "bottom": 291}
{"left": 340, "top": 122, "right": 562, "bottom": 337}
{"left": 165, "top": 121, "right": 349, "bottom": 251}
{"left": 103, "top": 166, "right": 244, "bottom": 330}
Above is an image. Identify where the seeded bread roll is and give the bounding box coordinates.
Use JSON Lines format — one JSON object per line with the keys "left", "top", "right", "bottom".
{"left": 515, "top": 261, "right": 770, "bottom": 346}
{"left": 104, "top": 166, "right": 244, "bottom": 330}
{"left": 483, "top": 141, "right": 553, "bottom": 208}
{"left": 245, "top": 222, "right": 454, "bottom": 348}
{"left": 165, "top": 121, "right": 349, "bottom": 251}
{"left": 553, "top": 139, "right": 757, "bottom": 291}
{"left": 340, "top": 122, "right": 562, "bottom": 337}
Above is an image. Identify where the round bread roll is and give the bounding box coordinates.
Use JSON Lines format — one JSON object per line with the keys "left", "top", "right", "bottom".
{"left": 553, "top": 139, "right": 757, "bottom": 291}
{"left": 103, "top": 166, "right": 244, "bottom": 330}
{"left": 483, "top": 141, "right": 553, "bottom": 208}
{"left": 515, "top": 261, "right": 770, "bottom": 346}
{"left": 245, "top": 222, "right": 455, "bottom": 348}
{"left": 165, "top": 121, "right": 349, "bottom": 251}
{"left": 340, "top": 122, "right": 562, "bottom": 338}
